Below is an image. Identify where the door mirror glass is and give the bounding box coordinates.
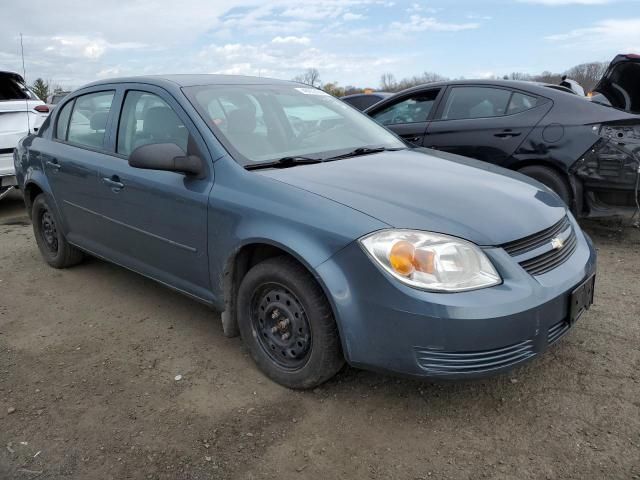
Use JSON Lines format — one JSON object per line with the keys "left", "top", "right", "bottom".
{"left": 129, "top": 143, "right": 203, "bottom": 177}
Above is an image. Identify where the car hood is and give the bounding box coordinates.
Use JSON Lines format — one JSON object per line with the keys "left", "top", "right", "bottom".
{"left": 593, "top": 54, "right": 640, "bottom": 114}
{"left": 256, "top": 149, "right": 566, "bottom": 246}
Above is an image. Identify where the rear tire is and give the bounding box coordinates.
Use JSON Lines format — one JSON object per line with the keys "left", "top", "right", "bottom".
{"left": 237, "top": 256, "right": 344, "bottom": 389}
{"left": 32, "top": 193, "right": 84, "bottom": 268}
{"left": 518, "top": 165, "right": 572, "bottom": 207}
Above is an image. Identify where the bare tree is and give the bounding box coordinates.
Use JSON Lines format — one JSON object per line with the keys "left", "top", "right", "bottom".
{"left": 293, "top": 68, "right": 322, "bottom": 87}
{"left": 564, "top": 62, "right": 608, "bottom": 92}
{"left": 379, "top": 73, "right": 397, "bottom": 91}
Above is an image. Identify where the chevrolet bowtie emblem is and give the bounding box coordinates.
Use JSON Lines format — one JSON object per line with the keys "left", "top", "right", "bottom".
{"left": 551, "top": 237, "right": 564, "bottom": 250}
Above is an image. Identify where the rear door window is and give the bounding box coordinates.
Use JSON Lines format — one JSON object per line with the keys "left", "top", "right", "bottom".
{"left": 441, "top": 87, "right": 511, "bottom": 120}
{"left": 372, "top": 90, "right": 440, "bottom": 126}
{"left": 67, "top": 91, "right": 115, "bottom": 149}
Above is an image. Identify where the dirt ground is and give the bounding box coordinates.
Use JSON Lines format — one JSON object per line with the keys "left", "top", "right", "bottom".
{"left": 0, "top": 188, "right": 639, "bottom": 480}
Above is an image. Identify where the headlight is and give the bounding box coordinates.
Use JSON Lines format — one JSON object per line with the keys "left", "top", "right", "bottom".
{"left": 359, "top": 230, "right": 501, "bottom": 292}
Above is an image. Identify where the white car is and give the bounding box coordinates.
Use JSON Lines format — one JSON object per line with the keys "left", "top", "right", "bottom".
{"left": 1, "top": 71, "right": 49, "bottom": 198}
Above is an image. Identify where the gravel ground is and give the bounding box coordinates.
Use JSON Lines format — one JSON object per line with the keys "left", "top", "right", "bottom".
{"left": 1, "top": 189, "right": 639, "bottom": 480}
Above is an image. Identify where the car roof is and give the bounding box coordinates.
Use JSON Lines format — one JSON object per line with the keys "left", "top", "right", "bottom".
{"left": 364, "top": 79, "right": 578, "bottom": 112}
{"left": 341, "top": 92, "right": 392, "bottom": 100}
{"left": 392, "top": 78, "right": 572, "bottom": 95}
{"left": 81, "top": 74, "right": 302, "bottom": 89}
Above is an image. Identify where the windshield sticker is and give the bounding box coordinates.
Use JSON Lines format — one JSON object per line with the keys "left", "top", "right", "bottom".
{"left": 295, "top": 87, "right": 330, "bottom": 96}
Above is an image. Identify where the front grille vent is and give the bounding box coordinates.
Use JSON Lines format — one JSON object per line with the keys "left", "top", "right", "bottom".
{"left": 501, "top": 216, "right": 577, "bottom": 276}
{"left": 502, "top": 216, "right": 570, "bottom": 256}
{"left": 518, "top": 229, "right": 577, "bottom": 276}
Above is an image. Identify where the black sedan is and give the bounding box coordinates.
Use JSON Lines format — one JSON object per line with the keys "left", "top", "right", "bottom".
{"left": 365, "top": 64, "right": 639, "bottom": 218}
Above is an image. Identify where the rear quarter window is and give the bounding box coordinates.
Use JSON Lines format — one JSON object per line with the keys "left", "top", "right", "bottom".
{"left": 55, "top": 101, "right": 74, "bottom": 140}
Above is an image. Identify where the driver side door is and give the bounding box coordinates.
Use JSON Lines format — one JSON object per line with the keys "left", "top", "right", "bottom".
{"left": 92, "top": 86, "right": 215, "bottom": 301}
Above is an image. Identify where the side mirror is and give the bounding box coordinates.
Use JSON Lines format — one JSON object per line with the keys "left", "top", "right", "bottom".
{"left": 129, "top": 143, "right": 203, "bottom": 177}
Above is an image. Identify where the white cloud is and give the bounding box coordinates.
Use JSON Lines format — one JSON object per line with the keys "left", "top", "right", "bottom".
{"left": 519, "top": 0, "right": 613, "bottom": 4}
{"left": 545, "top": 18, "right": 640, "bottom": 52}
{"left": 271, "top": 36, "right": 311, "bottom": 45}
{"left": 394, "top": 14, "right": 480, "bottom": 32}
{"left": 343, "top": 12, "right": 365, "bottom": 20}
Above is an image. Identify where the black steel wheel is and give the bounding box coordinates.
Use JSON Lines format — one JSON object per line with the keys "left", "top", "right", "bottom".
{"left": 251, "top": 283, "right": 312, "bottom": 370}
{"left": 237, "top": 256, "right": 344, "bottom": 389}
{"left": 40, "top": 209, "right": 59, "bottom": 254}
{"left": 31, "top": 193, "right": 84, "bottom": 268}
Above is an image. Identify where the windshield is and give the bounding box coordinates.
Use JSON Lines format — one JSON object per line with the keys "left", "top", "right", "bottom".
{"left": 183, "top": 83, "right": 405, "bottom": 165}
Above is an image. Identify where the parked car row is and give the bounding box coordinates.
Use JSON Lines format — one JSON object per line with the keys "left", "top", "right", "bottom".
{"left": 15, "top": 74, "right": 597, "bottom": 388}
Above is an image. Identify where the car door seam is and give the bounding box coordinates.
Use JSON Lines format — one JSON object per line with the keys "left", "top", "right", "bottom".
{"left": 62, "top": 199, "right": 198, "bottom": 253}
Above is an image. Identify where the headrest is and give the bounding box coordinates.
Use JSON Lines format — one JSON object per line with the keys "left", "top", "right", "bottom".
{"left": 143, "top": 106, "right": 181, "bottom": 139}
{"left": 227, "top": 107, "right": 257, "bottom": 135}
{"left": 90, "top": 111, "right": 109, "bottom": 131}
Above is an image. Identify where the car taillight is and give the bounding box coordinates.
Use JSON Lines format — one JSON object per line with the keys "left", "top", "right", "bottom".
{"left": 34, "top": 105, "right": 49, "bottom": 113}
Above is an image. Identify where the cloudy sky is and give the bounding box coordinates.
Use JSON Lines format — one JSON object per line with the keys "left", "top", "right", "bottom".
{"left": 2, "top": 0, "right": 640, "bottom": 89}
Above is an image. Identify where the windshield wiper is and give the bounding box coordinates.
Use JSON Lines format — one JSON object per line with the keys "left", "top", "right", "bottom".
{"left": 325, "top": 146, "right": 405, "bottom": 161}
{"left": 244, "top": 156, "right": 323, "bottom": 171}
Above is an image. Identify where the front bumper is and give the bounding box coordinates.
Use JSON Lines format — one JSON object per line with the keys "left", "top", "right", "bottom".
{"left": 0, "top": 152, "right": 17, "bottom": 188}
{"left": 315, "top": 218, "right": 597, "bottom": 380}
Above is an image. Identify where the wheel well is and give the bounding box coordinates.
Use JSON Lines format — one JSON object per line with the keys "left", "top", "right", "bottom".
{"left": 221, "top": 243, "right": 312, "bottom": 337}
{"left": 513, "top": 160, "right": 581, "bottom": 214}
{"left": 23, "top": 183, "right": 44, "bottom": 218}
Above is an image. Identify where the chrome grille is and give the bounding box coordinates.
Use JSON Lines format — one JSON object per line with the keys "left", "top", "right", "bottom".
{"left": 414, "top": 339, "right": 536, "bottom": 375}
{"left": 502, "top": 216, "right": 571, "bottom": 256}
{"left": 518, "top": 228, "right": 577, "bottom": 276}
{"left": 502, "top": 216, "right": 578, "bottom": 276}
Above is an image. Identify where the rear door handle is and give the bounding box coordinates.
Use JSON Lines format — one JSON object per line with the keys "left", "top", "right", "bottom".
{"left": 102, "top": 176, "right": 125, "bottom": 191}
{"left": 46, "top": 159, "right": 61, "bottom": 170}
{"left": 494, "top": 130, "right": 521, "bottom": 138}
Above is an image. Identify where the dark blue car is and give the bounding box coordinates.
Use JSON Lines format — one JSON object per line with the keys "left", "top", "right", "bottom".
{"left": 14, "top": 75, "right": 597, "bottom": 388}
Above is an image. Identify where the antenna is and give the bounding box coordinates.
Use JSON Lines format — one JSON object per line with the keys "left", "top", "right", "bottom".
{"left": 20, "top": 33, "right": 32, "bottom": 134}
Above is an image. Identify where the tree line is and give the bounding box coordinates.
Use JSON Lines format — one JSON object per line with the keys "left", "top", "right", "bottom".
{"left": 293, "top": 61, "right": 610, "bottom": 97}
{"left": 29, "top": 78, "right": 68, "bottom": 102}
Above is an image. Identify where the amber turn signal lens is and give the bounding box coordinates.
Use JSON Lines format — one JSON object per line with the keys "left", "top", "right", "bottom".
{"left": 389, "top": 241, "right": 416, "bottom": 276}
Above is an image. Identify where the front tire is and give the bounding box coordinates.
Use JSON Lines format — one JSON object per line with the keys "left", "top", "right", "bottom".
{"left": 237, "top": 256, "right": 344, "bottom": 389}
{"left": 32, "top": 193, "right": 84, "bottom": 268}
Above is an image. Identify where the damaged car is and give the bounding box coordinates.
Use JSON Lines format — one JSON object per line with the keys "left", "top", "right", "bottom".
{"left": 366, "top": 59, "right": 640, "bottom": 218}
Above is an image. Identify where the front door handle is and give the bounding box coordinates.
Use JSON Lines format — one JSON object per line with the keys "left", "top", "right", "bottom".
{"left": 494, "top": 130, "right": 521, "bottom": 138}
{"left": 402, "top": 136, "right": 422, "bottom": 144}
{"left": 102, "top": 176, "right": 125, "bottom": 192}
{"left": 46, "top": 159, "right": 61, "bottom": 171}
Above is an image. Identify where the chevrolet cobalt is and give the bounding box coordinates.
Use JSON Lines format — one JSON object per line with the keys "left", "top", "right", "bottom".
{"left": 14, "top": 75, "right": 596, "bottom": 388}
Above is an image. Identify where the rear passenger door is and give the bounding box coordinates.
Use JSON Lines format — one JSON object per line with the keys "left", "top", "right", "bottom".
{"left": 91, "top": 86, "right": 214, "bottom": 300}
{"left": 43, "top": 89, "right": 117, "bottom": 247}
{"left": 369, "top": 89, "right": 442, "bottom": 145}
{"left": 424, "top": 86, "right": 551, "bottom": 166}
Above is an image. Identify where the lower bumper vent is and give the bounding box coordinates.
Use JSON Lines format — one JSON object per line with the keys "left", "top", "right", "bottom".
{"left": 414, "top": 339, "right": 536, "bottom": 375}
